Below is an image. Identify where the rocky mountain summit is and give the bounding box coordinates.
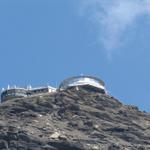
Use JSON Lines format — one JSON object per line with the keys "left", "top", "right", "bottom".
{"left": 0, "top": 87, "right": 150, "bottom": 150}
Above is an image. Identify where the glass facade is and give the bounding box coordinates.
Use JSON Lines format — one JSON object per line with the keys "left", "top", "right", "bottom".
{"left": 59, "top": 76, "right": 105, "bottom": 90}
{"left": 1, "top": 88, "right": 27, "bottom": 102}
{"left": 1, "top": 86, "right": 56, "bottom": 102}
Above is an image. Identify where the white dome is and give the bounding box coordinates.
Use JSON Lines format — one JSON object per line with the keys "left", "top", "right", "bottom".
{"left": 59, "top": 76, "right": 105, "bottom": 90}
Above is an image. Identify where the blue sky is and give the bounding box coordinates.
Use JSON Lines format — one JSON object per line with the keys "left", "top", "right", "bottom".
{"left": 0, "top": 0, "right": 150, "bottom": 112}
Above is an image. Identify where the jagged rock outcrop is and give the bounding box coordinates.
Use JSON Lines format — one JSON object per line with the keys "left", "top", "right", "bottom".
{"left": 0, "top": 87, "right": 150, "bottom": 150}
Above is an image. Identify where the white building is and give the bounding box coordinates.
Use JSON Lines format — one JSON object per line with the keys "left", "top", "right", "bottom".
{"left": 1, "top": 86, "right": 57, "bottom": 102}
{"left": 59, "top": 76, "right": 106, "bottom": 93}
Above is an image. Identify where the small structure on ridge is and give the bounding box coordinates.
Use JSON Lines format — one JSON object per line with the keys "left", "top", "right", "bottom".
{"left": 1, "top": 75, "right": 106, "bottom": 103}
{"left": 1, "top": 86, "right": 56, "bottom": 103}
{"left": 59, "top": 76, "right": 106, "bottom": 93}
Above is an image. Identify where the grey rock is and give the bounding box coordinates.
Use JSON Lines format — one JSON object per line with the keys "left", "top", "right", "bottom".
{"left": 0, "top": 87, "right": 149, "bottom": 150}
{"left": 0, "top": 140, "right": 8, "bottom": 149}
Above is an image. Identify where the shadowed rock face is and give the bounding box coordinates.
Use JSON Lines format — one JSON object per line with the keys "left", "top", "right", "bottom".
{"left": 0, "top": 87, "right": 150, "bottom": 150}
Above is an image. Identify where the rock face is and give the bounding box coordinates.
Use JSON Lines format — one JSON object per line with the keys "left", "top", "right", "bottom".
{"left": 0, "top": 87, "right": 150, "bottom": 150}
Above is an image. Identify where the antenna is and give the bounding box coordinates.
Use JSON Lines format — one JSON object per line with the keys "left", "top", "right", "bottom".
{"left": 7, "top": 85, "right": 10, "bottom": 90}
{"left": 55, "top": 81, "right": 58, "bottom": 88}
{"left": 47, "top": 83, "right": 49, "bottom": 87}
{"left": 27, "top": 85, "right": 32, "bottom": 90}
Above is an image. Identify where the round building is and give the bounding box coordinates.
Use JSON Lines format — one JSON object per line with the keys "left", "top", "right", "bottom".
{"left": 1, "top": 88, "right": 27, "bottom": 102}
{"left": 59, "top": 76, "right": 106, "bottom": 93}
